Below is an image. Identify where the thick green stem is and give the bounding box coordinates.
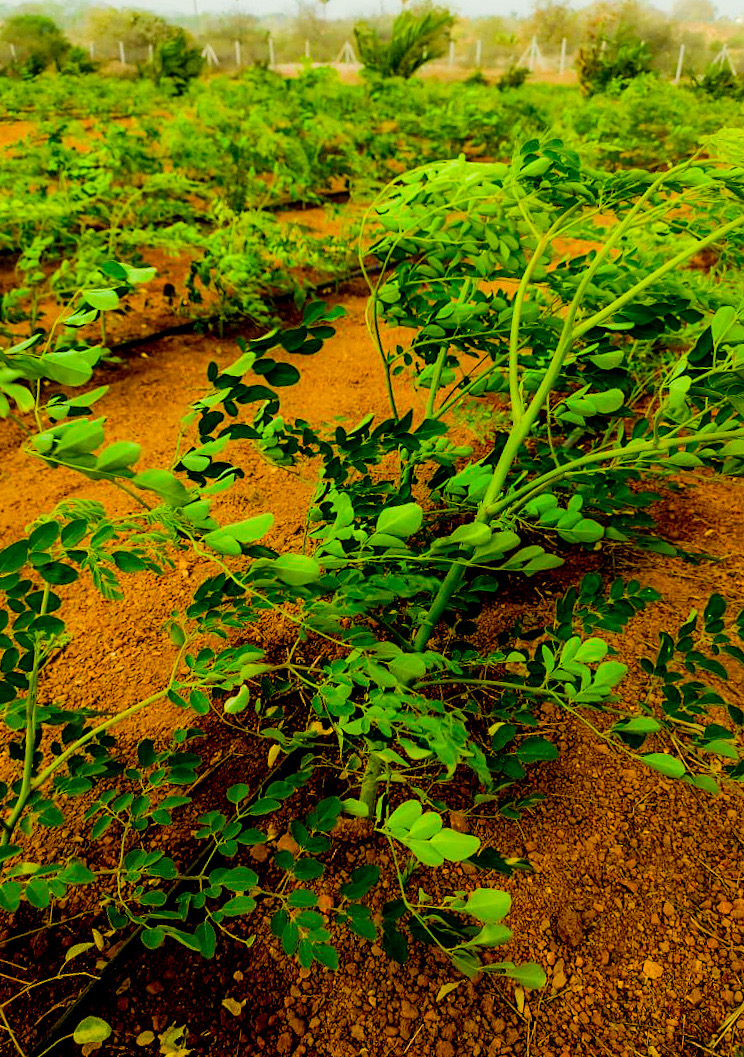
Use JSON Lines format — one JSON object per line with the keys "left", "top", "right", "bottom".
{"left": 413, "top": 183, "right": 744, "bottom": 655}
{"left": 507, "top": 208, "right": 578, "bottom": 424}
{"left": 413, "top": 559, "right": 466, "bottom": 653}
{"left": 486, "top": 425, "right": 744, "bottom": 519}
{"left": 359, "top": 751, "right": 384, "bottom": 815}
{"left": 425, "top": 347, "right": 448, "bottom": 420}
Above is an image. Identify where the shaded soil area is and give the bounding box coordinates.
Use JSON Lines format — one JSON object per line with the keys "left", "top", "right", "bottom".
{"left": 0, "top": 286, "right": 743, "bottom": 1057}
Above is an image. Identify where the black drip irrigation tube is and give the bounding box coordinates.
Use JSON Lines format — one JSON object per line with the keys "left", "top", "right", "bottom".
{"left": 28, "top": 748, "right": 304, "bottom": 1057}
{"left": 110, "top": 262, "right": 381, "bottom": 358}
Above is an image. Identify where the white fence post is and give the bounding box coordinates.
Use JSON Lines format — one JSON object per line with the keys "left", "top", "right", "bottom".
{"left": 713, "top": 42, "right": 737, "bottom": 74}
{"left": 336, "top": 41, "right": 358, "bottom": 64}
{"left": 448, "top": 40, "right": 455, "bottom": 66}
{"left": 559, "top": 37, "right": 567, "bottom": 74}
{"left": 118, "top": 40, "right": 126, "bottom": 64}
{"left": 305, "top": 39, "right": 311, "bottom": 59}
{"left": 235, "top": 40, "right": 241, "bottom": 66}
{"left": 475, "top": 39, "right": 482, "bottom": 67}
{"left": 148, "top": 43, "right": 154, "bottom": 64}
{"left": 9, "top": 43, "right": 16, "bottom": 61}
{"left": 201, "top": 43, "right": 219, "bottom": 67}
{"left": 268, "top": 34, "right": 275, "bottom": 69}
{"left": 89, "top": 42, "right": 95, "bottom": 60}
{"left": 518, "top": 36, "right": 544, "bottom": 72}
{"left": 674, "top": 43, "right": 685, "bottom": 83}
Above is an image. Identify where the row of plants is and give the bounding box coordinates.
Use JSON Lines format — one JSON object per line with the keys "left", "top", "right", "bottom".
{"left": 2, "top": 67, "right": 744, "bottom": 340}
{"left": 3, "top": 131, "right": 744, "bottom": 1051}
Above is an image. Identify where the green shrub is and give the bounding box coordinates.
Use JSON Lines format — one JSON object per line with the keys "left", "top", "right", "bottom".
{"left": 496, "top": 64, "right": 531, "bottom": 91}
{"left": 577, "top": 36, "right": 653, "bottom": 96}
{"left": 59, "top": 45, "right": 97, "bottom": 77}
{"left": 464, "top": 68, "right": 488, "bottom": 87}
{"left": 694, "top": 64, "right": 744, "bottom": 100}
{"left": 150, "top": 28, "right": 203, "bottom": 95}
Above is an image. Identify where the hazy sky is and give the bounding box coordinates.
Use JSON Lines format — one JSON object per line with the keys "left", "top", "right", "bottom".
{"left": 4, "top": 0, "right": 738, "bottom": 22}
{"left": 209, "top": 0, "right": 742, "bottom": 17}
{"left": 198, "top": 0, "right": 742, "bottom": 13}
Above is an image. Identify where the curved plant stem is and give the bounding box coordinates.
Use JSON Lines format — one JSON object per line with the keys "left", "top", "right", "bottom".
{"left": 0, "top": 1004, "right": 25, "bottom": 1057}
{"left": 1, "top": 584, "right": 50, "bottom": 846}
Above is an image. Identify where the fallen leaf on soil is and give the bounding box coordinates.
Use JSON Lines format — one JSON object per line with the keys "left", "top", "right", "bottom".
{"left": 515, "top": 986, "right": 525, "bottom": 1015}
{"left": 448, "top": 811, "right": 469, "bottom": 833}
{"left": 92, "top": 928, "right": 105, "bottom": 951}
{"left": 136, "top": 1032, "right": 155, "bottom": 1046}
{"left": 268, "top": 743, "right": 281, "bottom": 767}
{"left": 436, "top": 982, "right": 462, "bottom": 1003}
{"left": 642, "top": 959, "right": 664, "bottom": 980}
{"left": 222, "top": 997, "right": 245, "bottom": 1016}
{"left": 158, "top": 1025, "right": 192, "bottom": 1056}
{"left": 277, "top": 832, "right": 300, "bottom": 855}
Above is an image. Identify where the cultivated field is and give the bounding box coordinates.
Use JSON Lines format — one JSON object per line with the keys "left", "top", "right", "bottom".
{"left": 1, "top": 67, "right": 744, "bottom": 1057}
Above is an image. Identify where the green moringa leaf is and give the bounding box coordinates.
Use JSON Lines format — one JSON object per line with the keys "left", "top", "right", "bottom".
{"left": 641, "top": 753, "right": 685, "bottom": 779}
{"left": 73, "top": 1017, "right": 112, "bottom": 1044}
{"left": 83, "top": 288, "right": 119, "bottom": 311}
{"left": 375, "top": 503, "right": 423, "bottom": 538}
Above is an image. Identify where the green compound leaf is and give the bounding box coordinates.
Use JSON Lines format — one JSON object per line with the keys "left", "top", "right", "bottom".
{"left": 221, "top": 895, "right": 257, "bottom": 916}
{"left": 132, "top": 469, "right": 192, "bottom": 507}
{"left": 314, "top": 943, "right": 339, "bottom": 970}
{"left": 516, "top": 736, "right": 559, "bottom": 763}
{"left": 611, "top": 716, "right": 660, "bottom": 736}
{"left": 222, "top": 513, "right": 274, "bottom": 545}
{"left": 386, "top": 800, "right": 422, "bottom": 833}
{"left": 226, "top": 783, "right": 251, "bottom": 804}
{"left": 339, "top": 865, "right": 379, "bottom": 900}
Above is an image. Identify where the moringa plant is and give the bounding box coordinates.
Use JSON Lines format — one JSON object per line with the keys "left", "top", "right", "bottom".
{"left": 4, "top": 133, "right": 744, "bottom": 1051}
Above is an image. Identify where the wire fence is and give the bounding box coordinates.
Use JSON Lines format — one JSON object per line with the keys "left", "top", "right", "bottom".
{"left": 0, "top": 34, "right": 740, "bottom": 82}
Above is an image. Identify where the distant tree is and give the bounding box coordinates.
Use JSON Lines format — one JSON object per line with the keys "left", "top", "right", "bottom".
{"left": 81, "top": 7, "right": 177, "bottom": 56}
{"left": 671, "top": 0, "right": 717, "bottom": 22}
{"left": 272, "top": 2, "right": 353, "bottom": 64}
{"left": 355, "top": 5, "right": 455, "bottom": 79}
{"left": 0, "top": 13, "right": 70, "bottom": 68}
{"left": 529, "top": 0, "right": 579, "bottom": 49}
{"left": 578, "top": 1, "right": 676, "bottom": 64}
{"left": 201, "top": 10, "right": 264, "bottom": 44}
